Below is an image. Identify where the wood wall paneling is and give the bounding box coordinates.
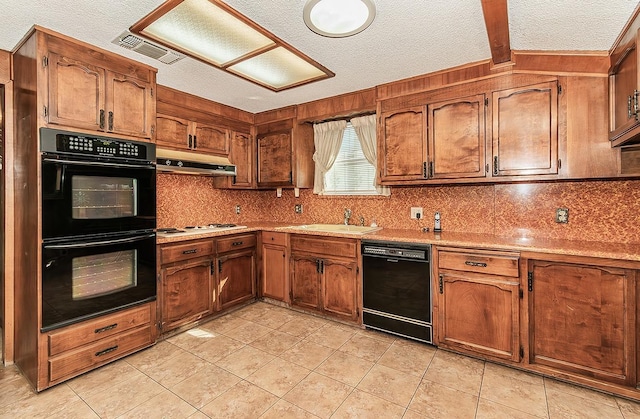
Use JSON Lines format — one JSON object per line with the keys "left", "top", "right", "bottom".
{"left": 296, "top": 87, "right": 376, "bottom": 123}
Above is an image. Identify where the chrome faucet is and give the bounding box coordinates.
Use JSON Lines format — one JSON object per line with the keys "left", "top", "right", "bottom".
{"left": 344, "top": 208, "right": 352, "bottom": 225}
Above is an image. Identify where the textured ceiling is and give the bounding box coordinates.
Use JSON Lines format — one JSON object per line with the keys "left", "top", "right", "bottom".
{"left": 1, "top": 0, "right": 638, "bottom": 113}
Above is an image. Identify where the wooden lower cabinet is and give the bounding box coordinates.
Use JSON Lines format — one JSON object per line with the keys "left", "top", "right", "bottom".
{"left": 158, "top": 239, "right": 215, "bottom": 333}
{"left": 43, "top": 302, "right": 156, "bottom": 388}
{"left": 290, "top": 235, "right": 359, "bottom": 322}
{"left": 218, "top": 249, "right": 256, "bottom": 310}
{"left": 527, "top": 259, "right": 637, "bottom": 386}
{"left": 160, "top": 258, "right": 214, "bottom": 332}
{"left": 435, "top": 248, "right": 521, "bottom": 361}
{"left": 261, "top": 232, "right": 289, "bottom": 302}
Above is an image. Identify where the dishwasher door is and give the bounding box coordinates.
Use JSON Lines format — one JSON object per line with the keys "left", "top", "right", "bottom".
{"left": 362, "top": 242, "right": 432, "bottom": 343}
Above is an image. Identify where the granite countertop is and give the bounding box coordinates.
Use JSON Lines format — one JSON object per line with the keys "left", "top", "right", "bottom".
{"left": 156, "top": 221, "right": 640, "bottom": 263}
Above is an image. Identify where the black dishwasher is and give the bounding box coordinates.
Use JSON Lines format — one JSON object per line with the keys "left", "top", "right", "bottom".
{"left": 362, "top": 241, "right": 432, "bottom": 344}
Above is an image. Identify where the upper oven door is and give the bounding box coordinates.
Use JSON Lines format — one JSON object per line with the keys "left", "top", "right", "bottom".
{"left": 42, "top": 157, "right": 156, "bottom": 240}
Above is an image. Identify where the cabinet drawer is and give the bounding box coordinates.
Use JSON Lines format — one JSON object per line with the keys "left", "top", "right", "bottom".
{"left": 290, "top": 235, "right": 357, "bottom": 259}
{"left": 262, "top": 231, "right": 287, "bottom": 246}
{"left": 161, "top": 240, "right": 214, "bottom": 264}
{"left": 217, "top": 233, "right": 256, "bottom": 253}
{"left": 439, "top": 250, "right": 519, "bottom": 277}
{"left": 49, "top": 326, "right": 154, "bottom": 383}
{"left": 48, "top": 304, "right": 151, "bottom": 357}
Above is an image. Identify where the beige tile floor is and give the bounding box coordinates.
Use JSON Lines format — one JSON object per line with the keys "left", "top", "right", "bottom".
{"left": 2, "top": 301, "right": 640, "bottom": 418}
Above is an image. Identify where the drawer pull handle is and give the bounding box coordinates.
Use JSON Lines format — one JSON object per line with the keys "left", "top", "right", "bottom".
{"left": 232, "top": 241, "right": 244, "bottom": 246}
{"left": 465, "top": 261, "right": 487, "bottom": 268}
{"left": 94, "top": 323, "right": 118, "bottom": 334}
{"left": 95, "top": 345, "right": 118, "bottom": 357}
{"left": 182, "top": 249, "right": 198, "bottom": 254}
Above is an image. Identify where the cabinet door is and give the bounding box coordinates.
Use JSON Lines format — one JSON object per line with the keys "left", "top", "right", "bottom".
{"left": 228, "top": 131, "right": 254, "bottom": 188}
{"left": 379, "top": 107, "right": 428, "bottom": 182}
{"left": 257, "top": 131, "right": 293, "bottom": 186}
{"left": 46, "top": 52, "right": 106, "bottom": 132}
{"left": 106, "top": 72, "right": 154, "bottom": 139}
{"left": 428, "top": 94, "right": 486, "bottom": 179}
{"left": 262, "top": 243, "right": 288, "bottom": 302}
{"left": 290, "top": 254, "right": 321, "bottom": 311}
{"left": 218, "top": 249, "right": 256, "bottom": 311}
{"left": 610, "top": 28, "right": 640, "bottom": 145}
{"left": 322, "top": 258, "right": 358, "bottom": 321}
{"left": 156, "top": 114, "right": 190, "bottom": 149}
{"left": 439, "top": 272, "right": 520, "bottom": 361}
{"left": 528, "top": 261, "right": 636, "bottom": 385}
{"left": 492, "top": 81, "right": 558, "bottom": 176}
{"left": 193, "top": 122, "right": 229, "bottom": 155}
{"left": 160, "top": 258, "right": 214, "bottom": 332}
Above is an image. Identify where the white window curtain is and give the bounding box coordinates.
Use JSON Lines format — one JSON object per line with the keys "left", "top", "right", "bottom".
{"left": 312, "top": 119, "right": 347, "bottom": 194}
{"left": 350, "top": 114, "right": 391, "bottom": 196}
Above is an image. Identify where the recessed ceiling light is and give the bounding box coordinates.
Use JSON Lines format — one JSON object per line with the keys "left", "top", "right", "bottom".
{"left": 303, "top": 0, "right": 376, "bottom": 38}
{"left": 130, "top": 0, "right": 334, "bottom": 91}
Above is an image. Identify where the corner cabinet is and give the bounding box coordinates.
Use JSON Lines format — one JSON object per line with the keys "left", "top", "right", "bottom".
{"left": 44, "top": 33, "right": 156, "bottom": 140}
{"left": 526, "top": 258, "right": 637, "bottom": 387}
{"left": 434, "top": 247, "right": 521, "bottom": 362}
{"left": 158, "top": 240, "right": 215, "bottom": 333}
{"left": 290, "top": 235, "right": 359, "bottom": 322}
{"left": 256, "top": 118, "right": 314, "bottom": 188}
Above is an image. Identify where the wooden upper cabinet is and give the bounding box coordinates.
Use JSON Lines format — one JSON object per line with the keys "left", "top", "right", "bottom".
{"left": 492, "top": 81, "right": 558, "bottom": 177}
{"left": 193, "top": 122, "right": 229, "bottom": 155}
{"left": 428, "top": 94, "right": 487, "bottom": 179}
{"left": 156, "top": 114, "right": 190, "bottom": 147}
{"left": 155, "top": 113, "right": 229, "bottom": 155}
{"left": 46, "top": 52, "right": 106, "bottom": 132}
{"left": 107, "top": 72, "right": 154, "bottom": 139}
{"left": 610, "top": 27, "right": 640, "bottom": 147}
{"left": 257, "top": 122, "right": 294, "bottom": 187}
{"left": 528, "top": 260, "right": 637, "bottom": 386}
{"left": 43, "top": 36, "right": 156, "bottom": 141}
{"left": 213, "top": 130, "right": 254, "bottom": 189}
{"left": 379, "top": 107, "right": 428, "bottom": 182}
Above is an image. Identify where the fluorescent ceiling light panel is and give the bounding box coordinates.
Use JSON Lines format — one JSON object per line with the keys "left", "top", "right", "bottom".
{"left": 229, "top": 47, "right": 328, "bottom": 90}
{"left": 131, "top": 0, "right": 334, "bottom": 91}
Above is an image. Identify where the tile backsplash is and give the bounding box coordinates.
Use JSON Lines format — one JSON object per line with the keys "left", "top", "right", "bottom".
{"left": 157, "top": 174, "right": 640, "bottom": 244}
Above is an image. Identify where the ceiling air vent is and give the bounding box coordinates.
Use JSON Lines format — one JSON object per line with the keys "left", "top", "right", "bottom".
{"left": 112, "top": 31, "right": 185, "bottom": 65}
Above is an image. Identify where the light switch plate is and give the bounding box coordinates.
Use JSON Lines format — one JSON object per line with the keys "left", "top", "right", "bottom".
{"left": 555, "top": 208, "right": 569, "bottom": 223}
{"left": 410, "top": 207, "right": 423, "bottom": 219}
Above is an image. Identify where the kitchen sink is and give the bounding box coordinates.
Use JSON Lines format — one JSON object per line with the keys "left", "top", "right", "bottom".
{"left": 287, "top": 224, "right": 382, "bottom": 234}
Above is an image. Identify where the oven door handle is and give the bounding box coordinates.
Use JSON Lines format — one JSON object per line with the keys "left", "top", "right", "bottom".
{"left": 44, "top": 233, "right": 155, "bottom": 249}
{"left": 42, "top": 157, "right": 154, "bottom": 170}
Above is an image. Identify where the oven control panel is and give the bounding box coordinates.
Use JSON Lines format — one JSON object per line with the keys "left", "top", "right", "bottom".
{"left": 40, "top": 128, "right": 154, "bottom": 162}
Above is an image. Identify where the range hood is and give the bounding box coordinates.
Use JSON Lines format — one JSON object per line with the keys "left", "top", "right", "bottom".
{"left": 156, "top": 148, "right": 236, "bottom": 176}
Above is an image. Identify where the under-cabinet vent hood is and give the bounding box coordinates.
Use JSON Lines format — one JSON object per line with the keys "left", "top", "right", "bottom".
{"left": 156, "top": 148, "right": 236, "bottom": 176}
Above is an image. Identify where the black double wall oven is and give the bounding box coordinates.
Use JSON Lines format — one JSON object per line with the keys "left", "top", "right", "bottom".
{"left": 40, "top": 128, "right": 157, "bottom": 332}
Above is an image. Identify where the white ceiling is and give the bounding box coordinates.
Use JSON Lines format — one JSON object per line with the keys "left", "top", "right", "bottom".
{"left": 1, "top": 0, "right": 638, "bottom": 113}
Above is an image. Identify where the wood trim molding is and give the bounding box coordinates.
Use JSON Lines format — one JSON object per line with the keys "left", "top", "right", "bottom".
{"left": 481, "top": 0, "right": 512, "bottom": 65}
{"left": 0, "top": 50, "right": 10, "bottom": 82}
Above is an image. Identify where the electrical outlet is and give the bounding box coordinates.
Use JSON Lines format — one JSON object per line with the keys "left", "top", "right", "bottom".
{"left": 555, "top": 208, "right": 569, "bottom": 223}
{"left": 410, "top": 207, "right": 423, "bottom": 219}
{"left": 235, "top": 205, "right": 241, "bottom": 214}
{"left": 295, "top": 204, "right": 303, "bottom": 214}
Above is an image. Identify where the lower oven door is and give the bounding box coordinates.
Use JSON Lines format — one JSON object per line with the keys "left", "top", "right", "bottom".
{"left": 41, "top": 232, "right": 157, "bottom": 332}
